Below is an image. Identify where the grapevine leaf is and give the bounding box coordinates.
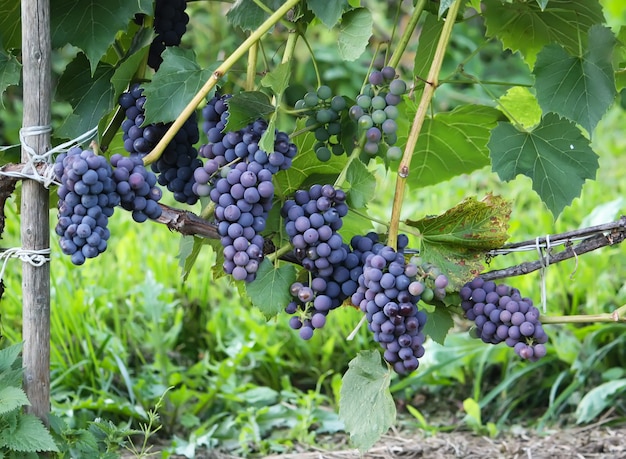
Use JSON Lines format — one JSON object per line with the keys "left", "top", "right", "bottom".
{"left": 345, "top": 159, "right": 376, "bottom": 209}
{"left": 497, "top": 86, "right": 542, "bottom": 129}
{"left": 246, "top": 259, "right": 296, "bottom": 319}
{"left": 337, "top": 8, "right": 373, "bottom": 61}
{"left": 110, "top": 46, "right": 150, "bottom": 102}
{"left": 404, "top": 105, "right": 502, "bottom": 188}
{"left": 307, "top": 0, "right": 348, "bottom": 28}
{"left": 56, "top": 53, "right": 115, "bottom": 140}
{"left": 576, "top": 379, "right": 626, "bottom": 424}
{"left": 274, "top": 119, "right": 345, "bottom": 195}
{"left": 533, "top": 25, "right": 617, "bottom": 135}
{"left": 0, "top": 414, "right": 59, "bottom": 452}
{"left": 226, "top": 0, "right": 286, "bottom": 31}
{"left": 178, "top": 236, "right": 207, "bottom": 283}
{"left": 0, "top": 343, "right": 21, "bottom": 372}
{"left": 339, "top": 350, "right": 395, "bottom": 452}
{"left": 413, "top": 13, "right": 443, "bottom": 86}
{"left": 260, "top": 62, "right": 291, "bottom": 98}
{"left": 0, "top": 49, "right": 20, "bottom": 108}
{"left": 406, "top": 194, "right": 511, "bottom": 289}
{"left": 483, "top": 0, "right": 604, "bottom": 67}
{"left": 423, "top": 307, "right": 454, "bottom": 345}
{"left": 225, "top": 92, "right": 275, "bottom": 132}
{"left": 142, "top": 48, "right": 214, "bottom": 125}
{"left": 488, "top": 114, "right": 599, "bottom": 217}
{"left": 0, "top": 387, "right": 29, "bottom": 415}
{"left": 259, "top": 118, "right": 277, "bottom": 155}
{"left": 339, "top": 209, "right": 375, "bottom": 246}
{"left": 0, "top": 0, "right": 20, "bottom": 51}
{"left": 438, "top": 0, "right": 456, "bottom": 17}
{"left": 50, "top": 0, "right": 149, "bottom": 74}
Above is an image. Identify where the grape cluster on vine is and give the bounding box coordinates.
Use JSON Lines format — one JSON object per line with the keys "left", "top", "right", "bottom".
{"left": 349, "top": 66, "right": 406, "bottom": 160}
{"left": 460, "top": 277, "right": 548, "bottom": 361}
{"left": 294, "top": 86, "right": 349, "bottom": 161}
{"left": 192, "top": 94, "right": 298, "bottom": 282}
{"left": 148, "top": 0, "right": 190, "bottom": 70}
{"left": 351, "top": 237, "right": 437, "bottom": 374}
{"left": 54, "top": 147, "right": 118, "bottom": 265}
{"left": 118, "top": 83, "right": 201, "bottom": 205}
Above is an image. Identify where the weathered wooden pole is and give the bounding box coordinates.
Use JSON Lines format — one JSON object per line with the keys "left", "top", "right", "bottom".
{"left": 21, "top": 0, "right": 52, "bottom": 421}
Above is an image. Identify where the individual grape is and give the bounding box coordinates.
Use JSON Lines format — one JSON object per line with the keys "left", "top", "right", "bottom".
{"left": 148, "top": 0, "right": 190, "bottom": 70}
{"left": 54, "top": 147, "right": 117, "bottom": 265}
{"left": 460, "top": 277, "right": 548, "bottom": 361}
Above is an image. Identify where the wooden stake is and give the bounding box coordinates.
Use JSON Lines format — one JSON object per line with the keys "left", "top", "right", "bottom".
{"left": 21, "top": 0, "right": 52, "bottom": 422}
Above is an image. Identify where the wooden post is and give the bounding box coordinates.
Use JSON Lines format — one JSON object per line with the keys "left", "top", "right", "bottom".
{"left": 21, "top": 0, "right": 52, "bottom": 421}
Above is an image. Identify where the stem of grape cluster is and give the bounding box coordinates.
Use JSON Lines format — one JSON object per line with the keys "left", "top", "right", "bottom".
{"left": 387, "top": 0, "right": 461, "bottom": 250}
{"left": 143, "top": 0, "right": 300, "bottom": 165}
{"left": 388, "top": 0, "right": 427, "bottom": 69}
{"left": 541, "top": 303, "right": 626, "bottom": 325}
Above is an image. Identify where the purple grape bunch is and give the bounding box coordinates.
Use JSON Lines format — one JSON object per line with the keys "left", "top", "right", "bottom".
{"left": 460, "top": 277, "right": 548, "bottom": 361}
{"left": 54, "top": 147, "right": 118, "bottom": 265}
{"left": 118, "top": 83, "right": 201, "bottom": 205}
{"left": 351, "top": 239, "right": 432, "bottom": 374}
{"left": 148, "top": 0, "right": 190, "bottom": 70}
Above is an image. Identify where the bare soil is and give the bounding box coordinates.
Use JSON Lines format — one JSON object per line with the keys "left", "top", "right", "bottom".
{"left": 151, "top": 424, "right": 626, "bottom": 459}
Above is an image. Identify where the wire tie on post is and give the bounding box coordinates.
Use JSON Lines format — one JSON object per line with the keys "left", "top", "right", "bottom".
{"left": 0, "top": 248, "right": 51, "bottom": 283}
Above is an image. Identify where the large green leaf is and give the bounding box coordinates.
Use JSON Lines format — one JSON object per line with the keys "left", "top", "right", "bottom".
{"left": 50, "top": 0, "right": 150, "bottom": 74}
{"left": 142, "top": 47, "right": 214, "bottom": 125}
{"left": 576, "top": 379, "right": 626, "bottom": 424}
{"left": 483, "top": 0, "right": 604, "bottom": 67}
{"left": 488, "top": 113, "right": 599, "bottom": 217}
{"left": 0, "top": 49, "right": 20, "bottom": 108}
{"left": 345, "top": 159, "right": 376, "bottom": 209}
{"left": 225, "top": 91, "right": 275, "bottom": 131}
{"left": 339, "top": 350, "right": 396, "bottom": 452}
{"left": 336, "top": 8, "right": 373, "bottom": 61}
{"left": 56, "top": 53, "right": 115, "bottom": 140}
{"left": 246, "top": 259, "right": 296, "bottom": 319}
{"left": 413, "top": 13, "right": 443, "bottom": 85}
{"left": 0, "top": 413, "right": 59, "bottom": 452}
{"left": 406, "top": 195, "right": 511, "bottom": 289}
{"left": 533, "top": 25, "right": 617, "bottom": 135}
{"left": 307, "top": 0, "right": 348, "bottom": 28}
{"left": 226, "top": 0, "right": 286, "bottom": 31}
{"left": 404, "top": 105, "right": 502, "bottom": 189}
{"left": 0, "top": 0, "right": 20, "bottom": 51}
{"left": 423, "top": 307, "right": 454, "bottom": 345}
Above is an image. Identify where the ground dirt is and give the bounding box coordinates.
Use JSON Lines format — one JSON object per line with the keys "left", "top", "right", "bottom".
{"left": 147, "top": 424, "right": 626, "bottom": 459}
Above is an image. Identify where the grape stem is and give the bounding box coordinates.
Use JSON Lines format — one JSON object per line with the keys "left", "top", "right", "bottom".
{"left": 387, "top": 0, "right": 462, "bottom": 250}
{"left": 388, "top": 0, "right": 427, "bottom": 69}
{"left": 246, "top": 42, "right": 258, "bottom": 92}
{"left": 541, "top": 303, "right": 626, "bottom": 324}
{"left": 142, "top": 0, "right": 300, "bottom": 165}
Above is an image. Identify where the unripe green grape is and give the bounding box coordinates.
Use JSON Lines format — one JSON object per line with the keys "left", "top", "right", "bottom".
{"left": 332, "top": 144, "right": 344, "bottom": 155}
{"left": 331, "top": 95, "right": 347, "bottom": 111}
{"left": 316, "top": 146, "right": 331, "bottom": 161}
{"left": 316, "top": 109, "right": 333, "bottom": 124}
{"left": 389, "top": 79, "right": 407, "bottom": 96}
{"left": 421, "top": 287, "right": 434, "bottom": 302}
{"left": 384, "top": 105, "right": 399, "bottom": 120}
{"left": 371, "top": 109, "right": 387, "bottom": 124}
{"left": 315, "top": 127, "right": 330, "bottom": 142}
{"left": 303, "top": 92, "right": 319, "bottom": 107}
{"left": 386, "top": 146, "right": 402, "bottom": 160}
{"left": 469, "top": 327, "right": 480, "bottom": 339}
{"left": 381, "top": 119, "right": 397, "bottom": 135}
{"left": 317, "top": 85, "right": 332, "bottom": 100}
{"left": 305, "top": 117, "right": 317, "bottom": 128}
{"left": 362, "top": 84, "right": 375, "bottom": 97}
{"left": 327, "top": 122, "right": 341, "bottom": 135}
{"left": 371, "top": 95, "right": 387, "bottom": 110}
{"left": 357, "top": 94, "right": 372, "bottom": 109}
{"left": 294, "top": 99, "right": 306, "bottom": 110}
{"left": 385, "top": 132, "right": 398, "bottom": 145}
{"left": 358, "top": 115, "right": 374, "bottom": 130}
